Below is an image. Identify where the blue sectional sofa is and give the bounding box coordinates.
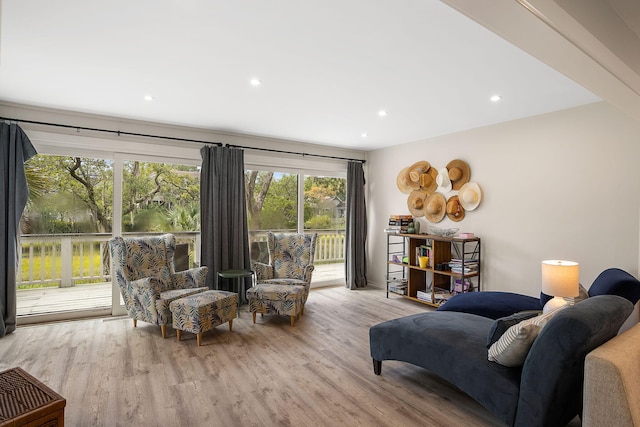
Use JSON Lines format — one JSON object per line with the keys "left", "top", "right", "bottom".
{"left": 369, "top": 296, "right": 633, "bottom": 427}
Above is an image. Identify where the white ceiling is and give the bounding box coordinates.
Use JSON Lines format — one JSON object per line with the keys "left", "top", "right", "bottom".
{"left": 0, "top": 0, "right": 607, "bottom": 150}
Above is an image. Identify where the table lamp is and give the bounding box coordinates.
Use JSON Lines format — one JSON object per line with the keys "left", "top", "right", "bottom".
{"left": 541, "top": 260, "right": 579, "bottom": 313}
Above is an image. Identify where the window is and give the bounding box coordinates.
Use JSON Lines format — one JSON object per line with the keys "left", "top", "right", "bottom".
{"left": 19, "top": 154, "right": 114, "bottom": 316}
{"left": 245, "top": 168, "right": 346, "bottom": 285}
{"left": 122, "top": 160, "right": 201, "bottom": 233}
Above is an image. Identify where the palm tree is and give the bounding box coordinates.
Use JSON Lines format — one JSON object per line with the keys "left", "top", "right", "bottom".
{"left": 20, "top": 159, "right": 48, "bottom": 234}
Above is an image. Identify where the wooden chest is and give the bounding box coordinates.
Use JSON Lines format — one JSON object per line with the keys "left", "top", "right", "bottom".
{"left": 0, "top": 367, "right": 66, "bottom": 427}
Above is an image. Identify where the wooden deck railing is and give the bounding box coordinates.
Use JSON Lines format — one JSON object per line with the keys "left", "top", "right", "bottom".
{"left": 19, "top": 230, "right": 344, "bottom": 289}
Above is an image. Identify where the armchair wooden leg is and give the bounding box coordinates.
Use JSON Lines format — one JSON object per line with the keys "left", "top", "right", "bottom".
{"left": 133, "top": 319, "right": 137, "bottom": 328}
{"left": 252, "top": 312, "right": 257, "bottom": 324}
{"left": 177, "top": 330, "right": 182, "bottom": 341}
{"left": 290, "top": 316, "right": 295, "bottom": 326}
{"left": 161, "top": 325, "right": 167, "bottom": 338}
{"left": 228, "top": 319, "right": 233, "bottom": 332}
{"left": 197, "top": 333, "right": 202, "bottom": 347}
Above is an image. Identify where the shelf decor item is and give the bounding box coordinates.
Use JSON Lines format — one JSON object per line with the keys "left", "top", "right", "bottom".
{"left": 541, "top": 260, "right": 580, "bottom": 313}
{"left": 427, "top": 226, "right": 459, "bottom": 237}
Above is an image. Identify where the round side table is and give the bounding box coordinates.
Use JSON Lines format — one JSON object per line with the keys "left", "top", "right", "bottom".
{"left": 217, "top": 269, "right": 255, "bottom": 316}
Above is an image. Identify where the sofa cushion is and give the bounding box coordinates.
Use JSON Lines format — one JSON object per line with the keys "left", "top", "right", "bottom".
{"left": 588, "top": 268, "right": 640, "bottom": 304}
{"left": 486, "top": 311, "right": 540, "bottom": 348}
{"left": 488, "top": 308, "right": 563, "bottom": 367}
{"left": 437, "top": 291, "right": 542, "bottom": 319}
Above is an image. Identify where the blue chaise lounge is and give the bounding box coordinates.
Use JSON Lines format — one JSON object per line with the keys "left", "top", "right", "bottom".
{"left": 369, "top": 295, "right": 633, "bottom": 427}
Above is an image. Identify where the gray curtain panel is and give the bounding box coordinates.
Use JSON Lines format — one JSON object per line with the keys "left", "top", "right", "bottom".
{"left": 200, "top": 145, "right": 252, "bottom": 303}
{"left": 345, "top": 161, "right": 367, "bottom": 289}
{"left": 0, "top": 123, "right": 37, "bottom": 337}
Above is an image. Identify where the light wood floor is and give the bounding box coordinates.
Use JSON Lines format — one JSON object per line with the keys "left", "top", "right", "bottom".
{"left": 1, "top": 286, "right": 507, "bottom": 427}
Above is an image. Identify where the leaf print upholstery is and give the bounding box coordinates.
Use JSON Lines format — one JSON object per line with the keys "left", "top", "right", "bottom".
{"left": 109, "top": 233, "right": 209, "bottom": 336}
{"left": 253, "top": 232, "right": 317, "bottom": 304}
{"left": 246, "top": 283, "right": 305, "bottom": 325}
{"left": 169, "top": 290, "right": 237, "bottom": 343}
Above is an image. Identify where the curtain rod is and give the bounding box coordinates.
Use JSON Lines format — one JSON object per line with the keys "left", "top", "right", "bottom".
{"left": 1, "top": 116, "right": 365, "bottom": 163}
{"left": 0, "top": 116, "right": 223, "bottom": 146}
{"left": 226, "top": 144, "right": 366, "bottom": 164}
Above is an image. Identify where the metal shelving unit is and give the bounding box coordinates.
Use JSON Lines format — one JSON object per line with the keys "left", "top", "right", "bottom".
{"left": 385, "top": 232, "right": 481, "bottom": 308}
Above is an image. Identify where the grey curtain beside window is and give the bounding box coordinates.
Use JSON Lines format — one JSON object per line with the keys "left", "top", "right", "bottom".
{"left": 200, "top": 146, "right": 252, "bottom": 303}
{"left": 1, "top": 123, "right": 37, "bottom": 337}
{"left": 345, "top": 161, "right": 367, "bottom": 289}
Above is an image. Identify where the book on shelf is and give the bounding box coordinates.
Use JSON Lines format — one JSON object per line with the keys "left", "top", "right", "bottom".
{"left": 416, "top": 290, "right": 433, "bottom": 303}
{"left": 389, "top": 286, "right": 407, "bottom": 295}
{"left": 387, "top": 278, "right": 407, "bottom": 287}
{"left": 389, "top": 214, "right": 413, "bottom": 220}
{"left": 448, "top": 259, "right": 479, "bottom": 274}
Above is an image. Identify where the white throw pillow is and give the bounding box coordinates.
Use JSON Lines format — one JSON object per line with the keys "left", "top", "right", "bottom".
{"left": 488, "top": 307, "right": 564, "bottom": 367}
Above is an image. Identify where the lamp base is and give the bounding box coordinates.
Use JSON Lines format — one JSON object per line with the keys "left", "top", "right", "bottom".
{"left": 543, "top": 296, "right": 569, "bottom": 314}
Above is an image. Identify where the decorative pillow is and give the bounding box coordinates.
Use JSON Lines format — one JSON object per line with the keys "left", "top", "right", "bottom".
{"left": 486, "top": 311, "right": 540, "bottom": 348}
{"left": 488, "top": 307, "right": 564, "bottom": 367}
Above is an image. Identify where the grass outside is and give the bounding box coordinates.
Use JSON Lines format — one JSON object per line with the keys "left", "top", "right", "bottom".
{"left": 19, "top": 244, "right": 105, "bottom": 289}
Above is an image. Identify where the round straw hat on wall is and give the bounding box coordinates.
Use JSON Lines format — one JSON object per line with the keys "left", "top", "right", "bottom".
{"left": 405, "top": 161, "right": 431, "bottom": 190}
{"left": 396, "top": 167, "right": 413, "bottom": 194}
{"left": 424, "top": 192, "right": 446, "bottom": 223}
{"left": 419, "top": 167, "right": 438, "bottom": 194}
{"left": 446, "top": 159, "right": 470, "bottom": 190}
{"left": 458, "top": 182, "right": 482, "bottom": 211}
{"left": 446, "top": 195, "right": 465, "bottom": 222}
{"left": 407, "top": 189, "right": 427, "bottom": 217}
{"left": 436, "top": 167, "right": 452, "bottom": 193}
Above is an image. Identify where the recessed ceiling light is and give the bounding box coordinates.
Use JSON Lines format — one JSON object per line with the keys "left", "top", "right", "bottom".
{"left": 144, "top": 95, "right": 154, "bottom": 101}
{"left": 250, "top": 78, "right": 262, "bottom": 86}
{"left": 361, "top": 133, "right": 368, "bottom": 138}
{"left": 378, "top": 110, "right": 387, "bottom": 117}
{"left": 490, "top": 95, "right": 502, "bottom": 102}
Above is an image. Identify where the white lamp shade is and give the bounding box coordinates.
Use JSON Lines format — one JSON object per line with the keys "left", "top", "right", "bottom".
{"left": 541, "top": 260, "right": 579, "bottom": 297}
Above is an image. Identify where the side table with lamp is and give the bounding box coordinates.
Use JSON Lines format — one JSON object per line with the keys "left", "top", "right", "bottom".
{"left": 541, "top": 259, "right": 580, "bottom": 313}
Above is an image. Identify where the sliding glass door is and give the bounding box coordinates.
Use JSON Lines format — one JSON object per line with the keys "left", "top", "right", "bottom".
{"left": 245, "top": 168, "right": 346, "bottom": 286}
{"left": 18, "top": 151, "right": 202, "bottom": 321}
{"left": 19, "top": 153, "right": 114, "bottom": 318}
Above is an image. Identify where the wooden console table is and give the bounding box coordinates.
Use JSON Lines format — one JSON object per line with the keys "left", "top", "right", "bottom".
{"left": 0, "top": 367, "right": 66, "bottom": 427}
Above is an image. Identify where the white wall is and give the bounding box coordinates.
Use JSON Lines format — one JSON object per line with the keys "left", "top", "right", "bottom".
{"left": 367, "top": 102, "right": 640, "bottom": 296}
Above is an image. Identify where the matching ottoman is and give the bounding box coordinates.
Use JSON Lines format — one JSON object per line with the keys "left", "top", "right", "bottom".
{"left": 246, "top": 283, "right": 304, "bottom": 326}
{"left": 169, "top": 290, "right": 237, "bottom": 346}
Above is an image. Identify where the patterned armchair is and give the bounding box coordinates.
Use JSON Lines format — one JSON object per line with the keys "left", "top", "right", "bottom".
{"left": 109, "top": 234, "right": 208, "bottom": 337}
{"left": 253, "top": 232, "right": 318, "bottom": 303}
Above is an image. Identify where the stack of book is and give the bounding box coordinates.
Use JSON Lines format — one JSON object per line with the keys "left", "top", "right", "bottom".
{"left": 416, "top": 290, "right": 433, "bottom": 303}
{"left": 417, "top": 289, "right": 454, "bottom": 304}
{"left": 388, "top": 278, "right": 408, "bottom": 295}
{"left": 387, "top": 215, "right": 413, "bottom": 233}
{"left": 448, "top": 258, "right": 479, "bottom": 274}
